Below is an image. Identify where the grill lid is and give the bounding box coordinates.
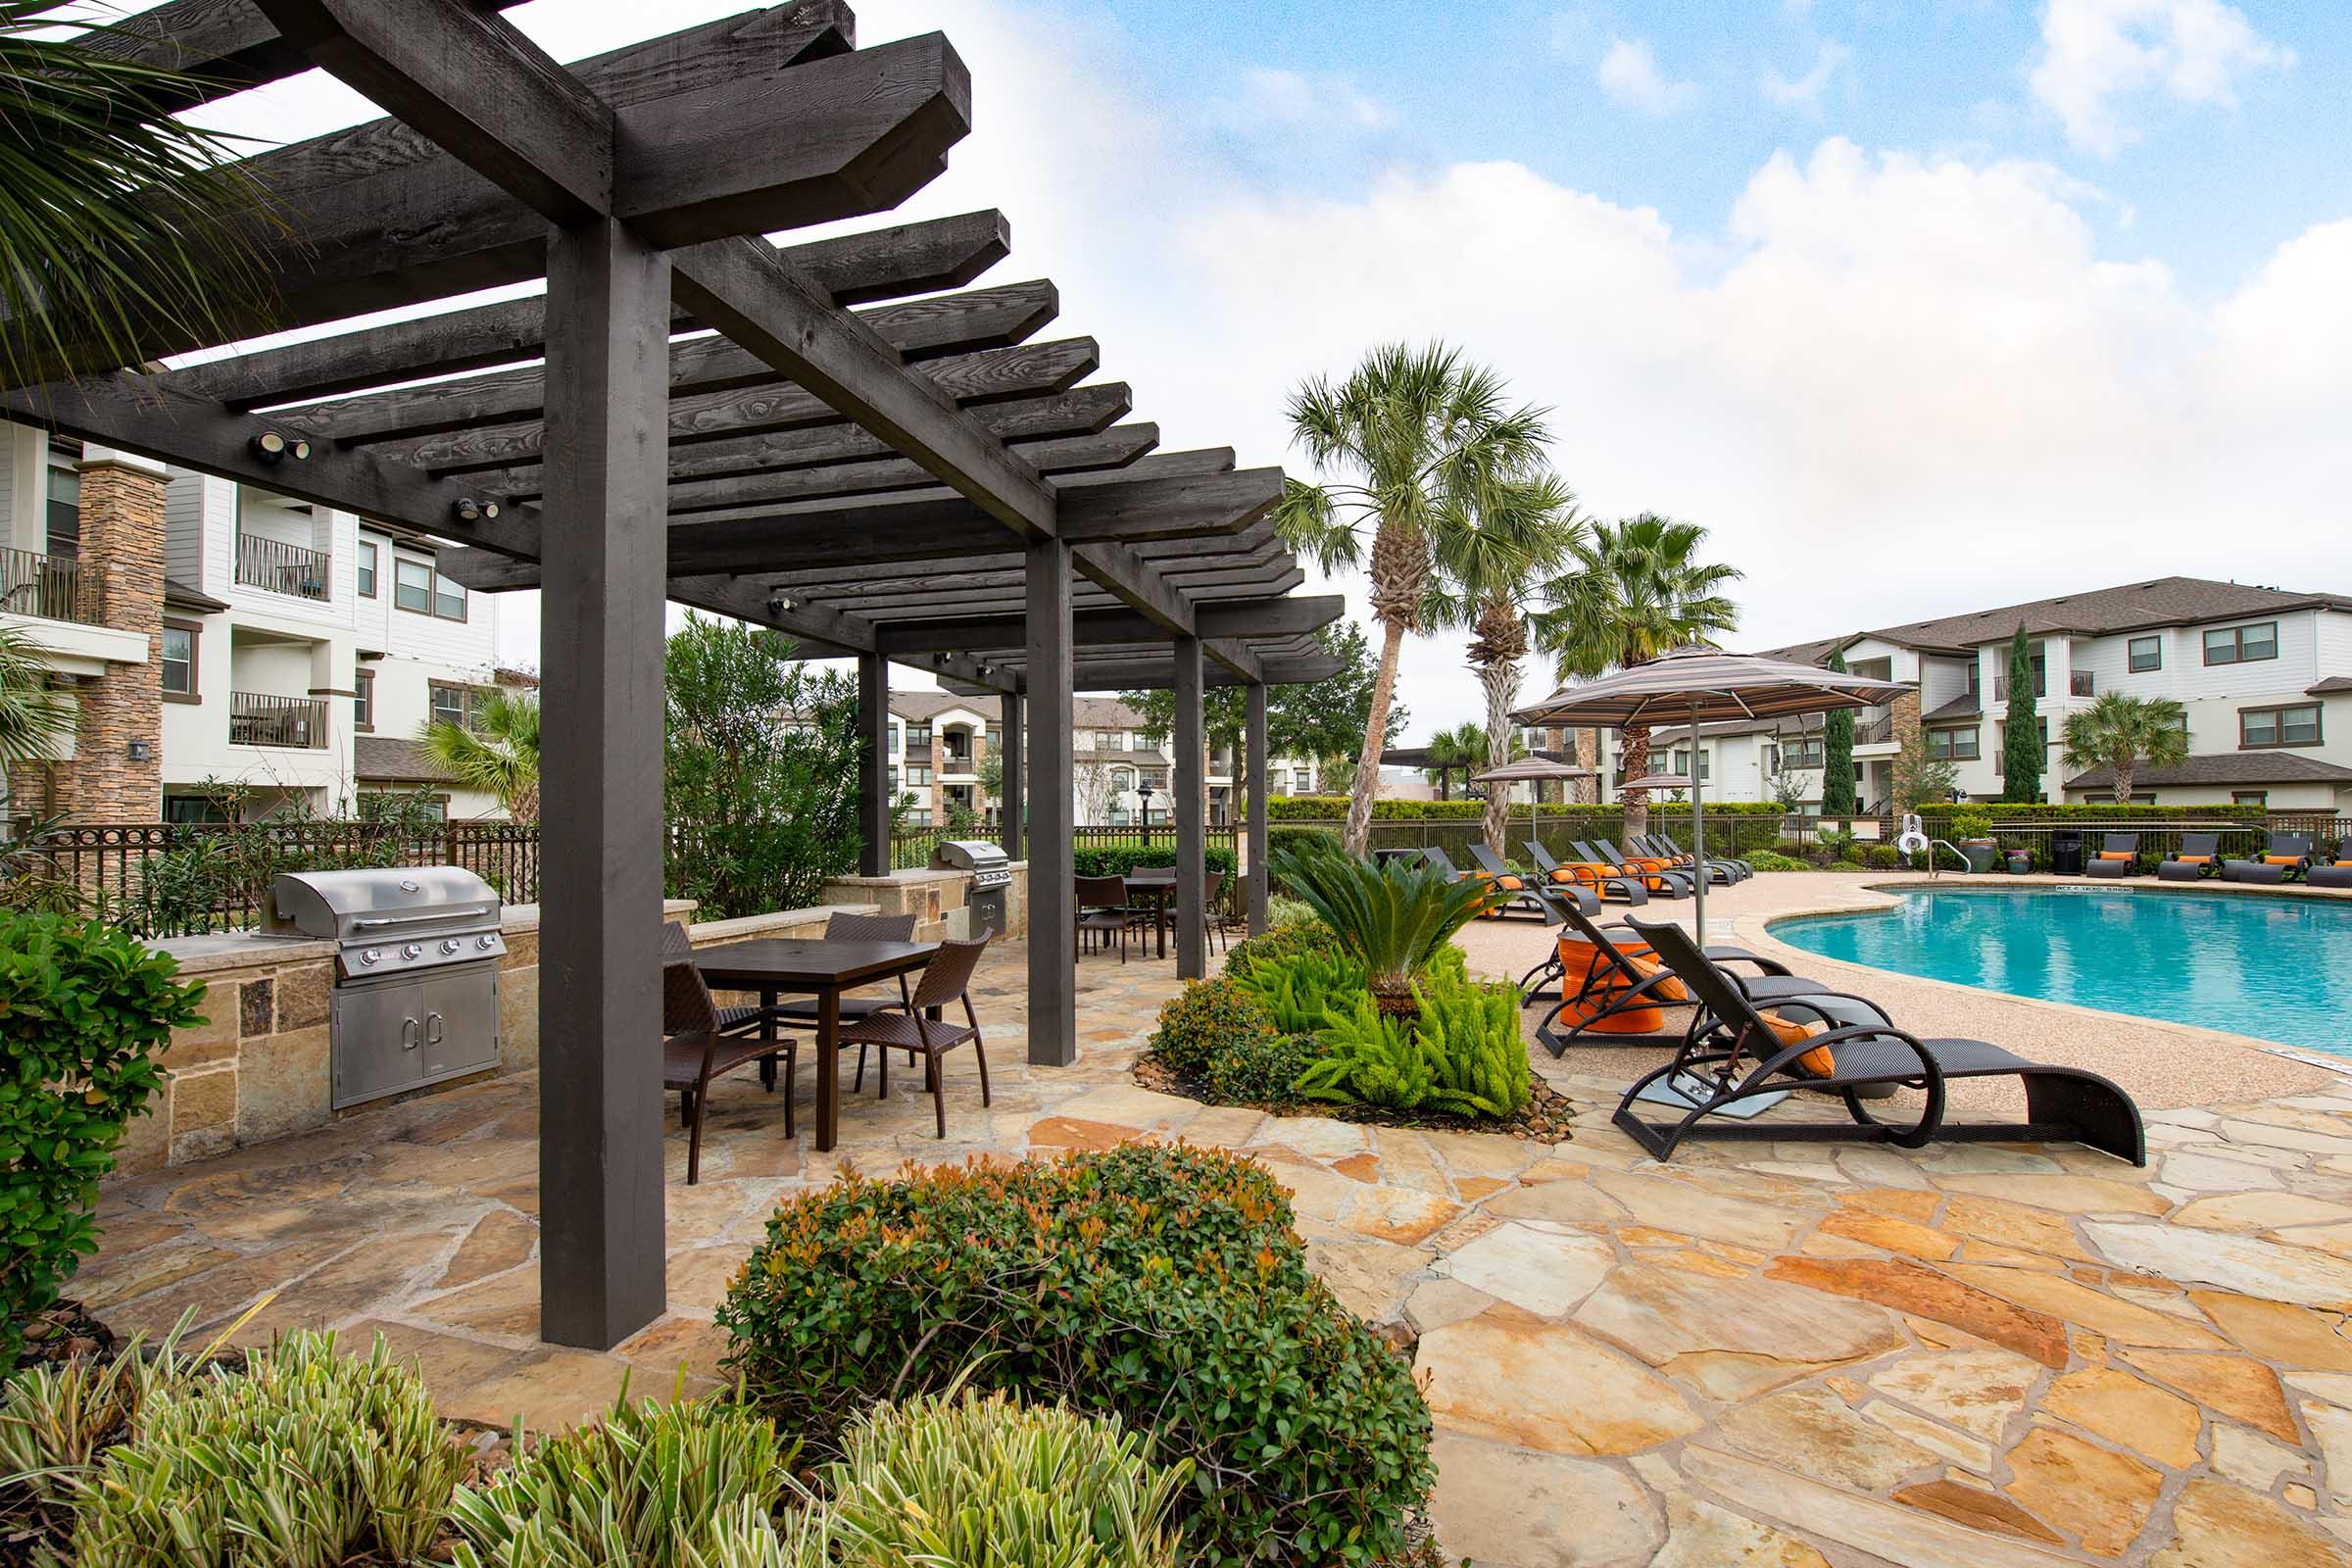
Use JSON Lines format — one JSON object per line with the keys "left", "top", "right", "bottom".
{"left": 933, "top": 840, "right": 1009, "bottom": 870}
{"left": 266, "top": 866, "right": 501, "bottom": 942}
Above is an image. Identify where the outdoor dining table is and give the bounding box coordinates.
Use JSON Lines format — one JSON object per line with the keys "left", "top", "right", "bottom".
{"left": 693, "top": 937, "right": 939, "bottom": 1152}
{"left": 1120, "top": 875, "right": 1175, "bottom": 958}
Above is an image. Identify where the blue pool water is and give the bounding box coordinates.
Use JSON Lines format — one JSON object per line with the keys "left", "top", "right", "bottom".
{"left": 1772, "top": 888, "right": 2352, "bottom": 1057}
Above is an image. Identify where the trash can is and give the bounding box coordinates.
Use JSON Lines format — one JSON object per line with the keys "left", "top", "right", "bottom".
{"left": 2050, "top": 828, "right": 2084, "bottom": 876}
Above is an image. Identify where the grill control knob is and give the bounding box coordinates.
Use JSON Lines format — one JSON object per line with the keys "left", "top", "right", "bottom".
{"left": 400, "top": 944, "right": 422, "bottom": 960}
{"left": 359, "top": 949, "right": 380, "bottom": 966}
{"left": 440, "top": 939, "right": 462, "bottom": 956}
{"left": 476, "top": 935, "right": 496, "bottom": 951}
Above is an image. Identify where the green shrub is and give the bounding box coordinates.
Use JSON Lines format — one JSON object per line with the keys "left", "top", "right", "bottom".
{"left": 1204, "top": 1031, "right": 1327, "bottom": 1105}
{"left": 718, "top": 1145, "right": 1433, "bottom": 1568}
{"left": 1072, "top": 845, "right": 1239, "bottom": 880}
{"left": 1867, "top": 845, "right": 1903, "bottom": 869}
{"left": 818, "top": 1387, "right": 1185, "bottom": 1568}
{"left": 1225, "top": 948, "right": 1368, "bottom": 1035}
{"left": 1149, "top": 978, "right": 1277, "bottom": 1077}
{"left": 1220, "top": 918, "right": 1348, "bottom": 976}
{"left": 1745, "top": 850, "right": 1807, "bottom": 871}
{"left": 1298, "top": 971, "right": 1527, "bottom": 1118}
{"left": 0, "top": 913, "right": 204, "bottom": 1368}
{"left": 450, "top": 1390, "right": 795, "bottom": 1568}
{"left": 1266, "top": 894, "right": 1320, "bottom": 928}
{"left": 1297, "top": 996, "right": 1430, "bottom": 1111}
{"left": 72, "top": 1330, "right": 467, "bottom": 1567}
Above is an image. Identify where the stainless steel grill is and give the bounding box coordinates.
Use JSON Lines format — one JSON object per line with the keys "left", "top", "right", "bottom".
{"left": 266, "top": 867, "right": 504, "bottom": 1109}
{"left": 932, "top": 839, "right": 1011, "bottom": 938}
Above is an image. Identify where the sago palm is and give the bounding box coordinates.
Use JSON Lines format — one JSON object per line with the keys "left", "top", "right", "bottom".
{"left": 1427, "top": 470, "right": 1581, "bottom": 857}
{"left": 2060, "top": 692, "right": 2188, "bottom": 804}
{"left": 1531, "top": 514, "right": 1740, "bottom": 837}
{"left": 422, "top": 690, "right": 541, "bottom": 819}
{"left": 1274, "top": 343, "right": 1552, "bottom": 855}
{"left": 0, "top": 5, "right": 277, "bottom": 386}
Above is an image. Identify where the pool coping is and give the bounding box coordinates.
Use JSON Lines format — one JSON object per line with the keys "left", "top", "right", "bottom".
{"left": 1737, "top": 875, "right": 2352, "bottom": 1081}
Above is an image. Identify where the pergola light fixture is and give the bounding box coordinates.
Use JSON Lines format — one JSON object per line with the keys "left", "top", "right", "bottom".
{"left": 452, "top": 497, "right": 500, "bottom": 522}
{"left": 249, "top": 430, "right": 310, "bottom": 464}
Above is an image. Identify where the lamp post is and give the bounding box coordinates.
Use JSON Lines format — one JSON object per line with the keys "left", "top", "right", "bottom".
{"left": 1137, "top": 778, "right": 1155, "bottom": 842}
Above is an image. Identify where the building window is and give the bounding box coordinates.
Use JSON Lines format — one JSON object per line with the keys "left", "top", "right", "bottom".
{"left": 2127, "top": 635, "right": 2161, "bottom": 672}
{"left": 1775, "top": 738, "right": 1826, "bottom": 770}
{"left": 354, "top": 665, "right": 374, "bottom": 731}
{"left": 358, "top": 540, "right": 378, "bottom": 598}
{"left": 160, "top": 623, "right": 196, "bottom": 700}
{"left": 905, "top": 764, "right": 931, "bottom": 788}
{"left": 2203, "top": 620, "right": 2278, "bottom": 665}
{"left": 44, "top": 443, "right": 79, "bottom": 558}
{"left": 1965, "top": 660, "right": 1981, "bottom": 696}
{"left": 2232, "top": 791, "right": 2269, "bottom": 808}
{"left": 163, "top": 795, "right": 227, "bottom": 825}
{"left": 435, "top": 571, "right": 466, "bottom": 621}
{"left": 889, "top": 727, "right": 901, "bottom": 756}
{"left": 906, "top": 723, "right": 930, "bottom": 750}
{"left": 2240, "top": 704, "right": 2321, "bottom": 749}
{"left": 395, "top": 558, "right": 433, "bottom": 613}
{"left": 1097, "top": 730, "right": 1122, "bottom": 751}
{"left": 1926, "top": 726, "right": 1979, "bottom": 761}
{"left": 429, "top": 681, "right": 483, "bottom": 731}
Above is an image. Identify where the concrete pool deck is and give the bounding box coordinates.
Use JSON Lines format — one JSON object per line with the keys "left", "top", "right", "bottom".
{"left": 77, "top": 882, "right": 2352, "bottom": 1566}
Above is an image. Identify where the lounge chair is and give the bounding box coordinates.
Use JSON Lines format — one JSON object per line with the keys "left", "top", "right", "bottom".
{"left": 2310, "top": 851, "right": 2352, "bottom": 891}
{"left": 1526, "top": 842, "right": 1649, "bottom": 906}
{"left": 1634, "top": 831, "right": 1744, "bottom": 884}
{"left": 1516, "top": 881, "right": 1789, "bottom": 1007}
{"left": 1644, "top": 832, "right": 1752, "bottom": 879}
{"left": 2083, "top": 833, "right": 2139, "bottom": 879}
{"left": 2156, "top": 832, "right": 2221, "bottom": 882}
{"left": 1463, "top": 843, "right": 1553, "bottom": 921}
{"left": 1612, "top": 917, "right": 2145, "bottom": 1164}
{"left": 1587, "top": 839, "right": 1693, "bottom": 899}
{"left": 1530, "top": 889, "right": 1845, "bottom": 1054}
{"left": 2223, "top": 832, "right": 2311, "bottom": 885}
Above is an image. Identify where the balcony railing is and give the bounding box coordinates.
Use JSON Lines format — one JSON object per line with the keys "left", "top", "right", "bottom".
{"left": 1853, "top": 705, "right": 1895, "bottom": 745}
{"left": 235, "top": 533, "right": 331, "bottom": 601}
{"left": 229, "top": 692, "right": 327, "bottom": 748}
{"left": 1992, "top": 671, "right": 2093, "bottom": 701}
{"left": 0, "top": 547, "right": 86, "bottom": 624}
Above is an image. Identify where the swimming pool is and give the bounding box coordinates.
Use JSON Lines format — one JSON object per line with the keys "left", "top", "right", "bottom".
{"left": 1772, "top": 887, "right": 2352, "bottom": 1057}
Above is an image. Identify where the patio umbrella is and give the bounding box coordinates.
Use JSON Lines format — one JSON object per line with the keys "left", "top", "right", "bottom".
{"left": 1513, "top": 645, "right": 1909, "bottom": 942}
{"left": 1472, "top": 755, "right": 1598, "bottom": 844}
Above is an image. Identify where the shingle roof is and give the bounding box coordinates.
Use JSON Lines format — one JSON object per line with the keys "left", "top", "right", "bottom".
{"left": 2064, "top": 752, "right": 2352, "bottom": 789}
{"left": 354, "top": 736, "right": 455, "bottom": 783}
{"left": 163, "top": 576, "right": 228, "bottom": 612}
{"left": 1922, "top": 695, "right": 1983, "bottom": 722}
{"left": 1760, "top": 577, "right": 2352, "bottom": 663}
{"left": 2310, "top": 676, "right": 2352, "bottom": 695}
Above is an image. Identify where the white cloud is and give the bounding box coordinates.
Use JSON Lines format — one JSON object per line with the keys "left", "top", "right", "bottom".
{"left": 1206, "top": 67, "right": 1391, "bottom": 134}
{"left": 1597, "top": 37, "right": 1698, "bottom": 117}
{"left": 2029, "top": 0, "right": 2292, "bottom": 156}
{"left": 229, "top": 0, "right": 2348, "bottom": 740}
{"left": 1761, "top": 39, "right": 1851, "bottom": 112}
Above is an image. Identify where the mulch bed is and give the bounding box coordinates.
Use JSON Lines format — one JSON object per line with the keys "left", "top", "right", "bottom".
{"left": 1135, "top": 1052, "right": 1578, "bottom": 1143}
{"left": 9, "top": 1299, "right": 114, "bottom": 1373}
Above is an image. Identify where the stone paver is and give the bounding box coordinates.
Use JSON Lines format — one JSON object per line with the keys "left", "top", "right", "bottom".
{"left": 82, "top": 886, "right": 2352, "bottom": 1567}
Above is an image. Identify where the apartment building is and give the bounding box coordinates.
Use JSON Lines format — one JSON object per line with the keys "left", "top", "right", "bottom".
{"left": 0, "top": 422, "right": 510, "bottom": 823}
{"left": 1583, "top": 577, "right": 2352, "bottom": 811}
{"left": 885, "top": 692, "right": 1323, "bottom": 828}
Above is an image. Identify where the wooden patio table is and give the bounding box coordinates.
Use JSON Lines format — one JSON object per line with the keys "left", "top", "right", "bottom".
{"left": 694, "top": 937, "right": 939, "bottom": 1152}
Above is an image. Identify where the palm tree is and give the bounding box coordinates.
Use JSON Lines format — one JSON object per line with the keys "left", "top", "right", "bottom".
{"left": 1275, "top": 343, "right": 1552, "bottom": 855}
{"left": 422, "top": 690, "right": 541, "bottom": 819}
{"left": 1531, "top": 514, "right": 1740, "bottom": 838}
{"left": 1421, "top": 723, "right": 1476, "bottom": 801}
{"left": 1429, "top": 472, "right": 1582, "bottom": 857}
{"left": 0, "top": 6, "right": 277, "bottom": 386}
{"left": 0, "top": 623, "right": 73, "bottom": 820}
{"left": 2061, "top": 692, "right": 2189, "bottom": 805}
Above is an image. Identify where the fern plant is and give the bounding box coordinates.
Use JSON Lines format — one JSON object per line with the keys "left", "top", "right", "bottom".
{"left": 1266, "top": 842, "right": 1494, "bottom": 1010}
{"left": 1228, "top": 948, "right": 1368, "bottom": 1035}
{"left": 1413, "top": 968, "right": 1532, "bottom": 1118}
{"left": 1298, "top": 993, "right": 1433, "bottom": 1109}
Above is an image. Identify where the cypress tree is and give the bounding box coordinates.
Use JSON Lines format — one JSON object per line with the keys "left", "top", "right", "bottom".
{"left": 1818, "top": 651, "right": 1856, "bottom": 816}
{"left": 2002, "top": 623, "right": 2043, "bottom": 803}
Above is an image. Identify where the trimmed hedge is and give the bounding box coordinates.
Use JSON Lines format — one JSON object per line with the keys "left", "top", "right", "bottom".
{"left": 718, "top": 1145, "right": 1434, "bottom": 1568}
{"left": 1910, "top": 803, "right": 2269, "bottom": 823}
{"left": 1073, "top": 844, "right": 1239, "bottom": 880}
{"left": 1267, "top": 795, "right": 1790, "bottom": 823}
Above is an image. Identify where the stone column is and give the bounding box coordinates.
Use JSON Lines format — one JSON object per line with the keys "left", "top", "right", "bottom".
{"left": 59, "top": 454, "right": 168, "bottom": 821}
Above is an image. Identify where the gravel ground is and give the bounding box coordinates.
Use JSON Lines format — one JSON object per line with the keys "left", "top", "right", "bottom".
{"left": 1451, "top": 870, "right": 2347, "bottom": 1116}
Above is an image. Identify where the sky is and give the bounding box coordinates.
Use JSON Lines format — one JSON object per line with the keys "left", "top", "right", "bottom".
{"left": 171, "top": 0, "right": 2352, "bottom": 745}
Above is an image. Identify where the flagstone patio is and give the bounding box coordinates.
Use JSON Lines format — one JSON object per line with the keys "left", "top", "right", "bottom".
{"left": 81, "top": 880, "right": 2352, "bottom": 1566}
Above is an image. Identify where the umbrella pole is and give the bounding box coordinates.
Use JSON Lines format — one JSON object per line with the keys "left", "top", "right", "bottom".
{"left": 1690, "top": 696, "right": 1707, "bottom": 946}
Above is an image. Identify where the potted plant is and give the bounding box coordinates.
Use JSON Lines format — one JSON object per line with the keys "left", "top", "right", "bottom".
{"left": 1951, "top": 810, "right": 1999, "bottom": 874}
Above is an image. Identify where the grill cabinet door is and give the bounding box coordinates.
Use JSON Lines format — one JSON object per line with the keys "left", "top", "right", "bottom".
{"left": 332, "top": 976, "right": 430, "bottom": 1108}
{"left": 419, "top": 965, "right": 501, "bottom": 1084}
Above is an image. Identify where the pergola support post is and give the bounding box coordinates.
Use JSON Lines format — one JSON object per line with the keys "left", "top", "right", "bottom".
{"left": 1246, "top": 680, "right": 1268, "bottom": 937}
{"left": 1174, "top": 634, "right": 1206, "bottom": 978}
{"left": 536, "top": 218, "right": 671, "bottom": 1351}
{"left": 856, "top": 652, "right": 890, "bottom": 876}
{"left": 1026, "top": 538, "right": 1076, "bottom": 1065}
{"left": 998, "top": 690, "right": 1024, "bottom": 859}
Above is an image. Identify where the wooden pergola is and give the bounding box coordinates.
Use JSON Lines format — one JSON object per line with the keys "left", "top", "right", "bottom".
{"left": 4, "top": 0, "right": 1340, "bottom": 1348}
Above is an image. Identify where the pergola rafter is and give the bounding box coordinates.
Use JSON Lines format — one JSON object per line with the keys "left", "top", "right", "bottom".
{"left": 5, "top": 0, "right": 1332, "bottom": 1353}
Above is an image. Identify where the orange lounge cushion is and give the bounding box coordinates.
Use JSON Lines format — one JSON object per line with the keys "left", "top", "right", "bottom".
{"left": 1621, "top": 949, "right": 1691, "bottom": 1004}
{"left": 2097, "top": 851, "right": 2133, "bottom": 860}
{"left": 2174, "top": 854, "right": 2210, "bottom": 865}
{"left": 1758, "top": 1009, "right": 1838, "bottom": 1077}
{"left": 1552, "top": 936, "right": 1667, "bottom": 1033}
{"left": 2266, "top": 856, "right": 2305, "bottom": 866}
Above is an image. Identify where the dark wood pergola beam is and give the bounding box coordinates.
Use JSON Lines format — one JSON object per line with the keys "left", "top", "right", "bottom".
{"left": 484, "top": 381, "right": 1127, "bottom": 499}
{"left": 390, "top": 337, "right": 1096, "bottom": 476}
{"left": 664, "top": 423, "right": 1155, "bottom": 514}
{"left": 871, "top": 595, "right": 1341, "bottom": 657}
{"left": 755, "top": 514, "right": 1280, "bottom": 593}
{"left": 945, "top": 652, "right": 1342, "bottom": 694}
{"left": 155, "top": 210, "right": 1013, "bottom": 411}
{"left": 256, "top": 279, "right": 1054, "bottom": 445}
